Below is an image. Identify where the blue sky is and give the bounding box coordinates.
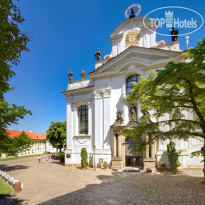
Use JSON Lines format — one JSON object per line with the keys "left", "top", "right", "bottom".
{"left": 6, "top": 0, "right": 205, "bottom": 133}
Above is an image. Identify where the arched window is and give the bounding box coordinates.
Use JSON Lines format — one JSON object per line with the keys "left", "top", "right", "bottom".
{"left": 78, "top": 105, "right": 88, "bottom": 134}
{"left": 126, "top": 74, "right": 140, "bottom": 95}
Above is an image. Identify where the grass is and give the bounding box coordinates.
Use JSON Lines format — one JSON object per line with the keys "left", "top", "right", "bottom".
{"left": 201, "top": 179, "right": 205, "bottom": 184}
{"left": 0, "top": 179, "right": 13, "bottom": 197}
{"left": 0, "top": 153, "right": 46, "bottom": 162}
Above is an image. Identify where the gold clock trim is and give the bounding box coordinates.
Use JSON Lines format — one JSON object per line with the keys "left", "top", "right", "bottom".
{"left": 125, "top": 30, "right": 140, "bottom": 47}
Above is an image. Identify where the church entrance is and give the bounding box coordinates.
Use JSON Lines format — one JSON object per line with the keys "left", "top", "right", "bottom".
{"left": 125, "top": 137, "right": 143, "bottom": 167}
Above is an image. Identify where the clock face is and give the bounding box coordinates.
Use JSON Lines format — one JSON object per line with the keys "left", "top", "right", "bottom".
{"left": 125, "top": 30, "right": 139, "bottom": 47}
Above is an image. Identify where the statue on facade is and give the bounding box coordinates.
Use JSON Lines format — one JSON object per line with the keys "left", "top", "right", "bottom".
{"left": 94, "top": 49, "right": 101, "bottom": 61}
{"left": 130, "top": 103, "right": 137, "bottom": 121}
{"left": 80, "top": 70, "right": 85, "bottom": 80}
{"left": 116, "top": 110, "right": 124, "bottom": 122}
{"left": 114, "top": 110, "right": 124, "bottom": 125}
{"left": 141, "top": 109, "right": 149, "bottom": 116}
{"left": 67, "top": 69, "right": 73, "bottom": 83}
{"left": 129, "top": 7, "right": 136, "bottom": 19}
{"left": 141, "top": 110, "right": 153, "bottom": 124}
{"left": 170, "top": 27, "right": 179, "bottom": 41}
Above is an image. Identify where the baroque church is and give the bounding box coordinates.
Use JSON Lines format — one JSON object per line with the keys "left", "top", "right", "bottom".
{"left": 62, "top": 6, "right": 203, "bottom": 170}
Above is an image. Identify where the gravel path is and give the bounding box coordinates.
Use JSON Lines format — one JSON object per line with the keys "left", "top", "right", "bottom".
{"left": 0, "top": 157, "right": 204, "bottom": 205}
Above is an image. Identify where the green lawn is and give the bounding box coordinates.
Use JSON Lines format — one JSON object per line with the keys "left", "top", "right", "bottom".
{"left": 0, "top": 153, "right": 46, "bottom": 162}
{"left": 0, "top": 179, "right": 13, "bottom": 196}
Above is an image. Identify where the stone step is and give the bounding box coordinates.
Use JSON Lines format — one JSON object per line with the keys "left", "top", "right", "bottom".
{"left": 112, "top": 167, "right": 120, "bottom": 171}
{"left": 121, "top": 167, "right": 141, "bottom": 172}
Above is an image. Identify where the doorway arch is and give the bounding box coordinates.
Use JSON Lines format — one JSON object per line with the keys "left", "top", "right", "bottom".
{"left": 125, "top": 137, "right": 143, "bottom": 167}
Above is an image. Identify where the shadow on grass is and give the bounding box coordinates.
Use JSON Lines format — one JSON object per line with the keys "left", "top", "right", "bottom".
{"left": 39, "top": 171, "right": 205, "bottom": 205}
{"left": 0, "top": 194, "right": 28, "bottom": 205}
{"left": 0, "top": 164, "right": 30, "bottom": 172}
{"left": 0, "top": 194, "right": 9, "bottom": 198}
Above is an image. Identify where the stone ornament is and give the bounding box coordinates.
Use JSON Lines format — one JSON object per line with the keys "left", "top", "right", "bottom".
{"left": 93, "top": 88, "right": 111, "bottom": 99}
{"left": 116, "top": 110, "right": 124, "bottom": 123}
{"left": 112, "top": 110, "right": 124, "bottom": 127}
{"left": 93, "top": 90, "right": 101, "bottom": 99}
{"left": 80, "top": 70, "right": 85, "bottom": 80}
{"left": 125, "top": 4, "right": 141, "bottom": 19}
{"left": 94, "top": 49, "right": 101, "bottom": 61}
{"left": 170, "top": 27, "right": 179, "bottom": 42}
{"left": 104, "top": 89, "right": 111, "bottom": 98}
{"left": 68, "top": 79, "right": 94, "bottom": 90}
{"left": 73, "top": 138, "right": 89, "bottom": 145}
{"left": 67, "top": 69, "right": 73, "bottom": 83}
{"left": 130, "top": 103, "right": 137, "bottom": 121}
{"left": 185, "top": 35, "right": 190, "bottom": 50}
{"left": 125, "top": 30, "right": 140, "bottom": 47}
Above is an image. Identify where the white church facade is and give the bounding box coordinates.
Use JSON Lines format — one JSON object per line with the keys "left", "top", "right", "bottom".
{"left": 62, "top": 9, "right": 203, "bottom": 170}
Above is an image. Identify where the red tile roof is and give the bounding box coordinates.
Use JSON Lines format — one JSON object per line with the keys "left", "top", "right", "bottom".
{"left": 6, "top": 129, "right": 47, "bottom": 140}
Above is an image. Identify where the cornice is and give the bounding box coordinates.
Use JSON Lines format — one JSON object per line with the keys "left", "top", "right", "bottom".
{"left": 88, "top": 46, "right": 183, "bottom": 76}
{"left": 62, "top": 86, "right": 94, "bottom": 96}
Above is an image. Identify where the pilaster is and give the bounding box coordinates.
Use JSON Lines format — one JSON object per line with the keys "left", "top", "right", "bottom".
{"left": 93, "top": 90, "right": 103, "bottom": 149}
{"left": 103, "top": 89, "right": 111, "bottom": 149}
{"left": 66, "top": 96, "right": 73, "bottom": 150}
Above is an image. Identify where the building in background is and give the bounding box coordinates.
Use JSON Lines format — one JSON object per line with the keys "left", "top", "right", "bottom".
{"left": 46, "top": 140, "right": 57, "bottom": 153}
{"left": 1, "top": 129, "right": 56, "bottom": 158}
{"left": 4, "top": 129, "right": 47, "bottom": 157}
{"left": 0, "top": 129, "right": 59, "bottom": 158}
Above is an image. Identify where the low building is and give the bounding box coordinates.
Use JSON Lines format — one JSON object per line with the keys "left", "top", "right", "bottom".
{"left": 3, "top": 129, "right": 47, "bottom": 157}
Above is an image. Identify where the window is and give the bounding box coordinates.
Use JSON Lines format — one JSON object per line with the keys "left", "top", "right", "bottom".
{"left": 126, "top": 74, "right": 140, "bottom": 95}
{"left": 78, "top": 105, "right": 88, "bottom": 134}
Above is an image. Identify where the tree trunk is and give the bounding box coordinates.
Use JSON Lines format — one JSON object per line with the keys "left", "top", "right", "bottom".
{"left": 203, "top": 152, "right": 205, "bottom": 181}
{"left": 202, "top": 141, "right": 205, "bottom": 181}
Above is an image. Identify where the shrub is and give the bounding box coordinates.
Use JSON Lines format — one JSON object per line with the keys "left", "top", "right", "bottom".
{"left": 160, "top": 162, "right": 167, "bottom": 169}
{"left": 81, "top": 148, "right": 88, "bottom": 168}
{"left": 167, "top": 140, "right": 180, "bottom": 171}
{"left": 201, "top": 180, "right": 205, "bottom": 184}
{"left": 103, "top": 161, "right": 109, "bottom": 168}
{"left": 59, "top": 152, "right": 65, "bottom": 162}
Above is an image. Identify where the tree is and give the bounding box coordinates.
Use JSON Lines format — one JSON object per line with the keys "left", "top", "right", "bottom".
{"left": 46, "top": 122, "right": 66, "bottom": 152}
{"left": 167, "top": 140, "right": 180, "bottom": 173}
{"left": 122, "top": 39, "right": 205, "bottom": 180}
{"left": 0, "top": 0, "right": 32, "bottom": 151}
{"left": 1, "top": 131, "right": 33, "bottom": 156}
{"left": 80, "top": 148, "right": 88, "bottom": 168}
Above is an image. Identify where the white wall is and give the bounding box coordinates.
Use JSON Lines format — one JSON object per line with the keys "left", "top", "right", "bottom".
{"left": 46, "top": 140, "right": 57, "bottom": 153}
